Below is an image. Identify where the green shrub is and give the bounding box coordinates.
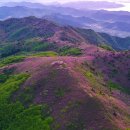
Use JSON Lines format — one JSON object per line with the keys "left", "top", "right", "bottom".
{"left": 99, "top": 44, "right": 114, "bottom": 51}
{"left": 59, "top": 46, "right": 82, "bottom": 56}
{"left": 108, "top": 81, "right": 121, "bottom": 91}
{"left": 0, "top": 73, "right": 29, "bottom": 103}
{"left": 67, "top": 48, "right": 82, "bottom": 56}
{"left": 108, "top": 81, "right": 130, "bottom": 94}
{"left": 23, "top": 41, "right": 57, "bottom": 52}
{"left": 0, "top": 74, "right": 8, "bottom": 83}
{"left": 0, "top": 55, "right": 25, "bottom": 67}
{"left": 0, "top": 43, "right": 20, "bottom": 58}
{"left": 85, "top": 71, "right": 94, "bottom": 78}
{"left": 84, "top": 69, "right": 104, "bottom": 91}
{"left": 3, "top": 68, "right": 15, "bottom": 75}
{"left": 0, "top": 73, "right": 53, "bottom": 130}
{"left": 0, "top": 68, "right": 15, "bottom": 83}
{"left": 84, "top": 71, "right": 96, "bottom": 83}
{"left": 32, "top": 51, "right": 58, "bottom": 57}
{"left": 17, "top": 87, "right": 34, "bottom": 105}
{"left": 41, "top": 104, "right": 51, "bottom": 119}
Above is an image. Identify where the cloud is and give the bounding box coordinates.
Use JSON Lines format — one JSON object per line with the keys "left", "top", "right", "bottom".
{"left": 0, "top": 0, "right": 129, "bottom": 4}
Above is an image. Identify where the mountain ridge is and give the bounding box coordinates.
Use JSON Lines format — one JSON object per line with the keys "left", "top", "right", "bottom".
{"left": 1, "top": 17, "right": 130, "bottom": 50}
{"left": 0, "top": 15, "right": 130, "bottom": 130}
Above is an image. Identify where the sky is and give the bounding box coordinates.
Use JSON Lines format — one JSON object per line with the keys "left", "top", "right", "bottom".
{"left": 0, "top": 0, "right": 130, "bottom": 4}
{"left": 0, "top": 0, "right": 130, "bottom": 11}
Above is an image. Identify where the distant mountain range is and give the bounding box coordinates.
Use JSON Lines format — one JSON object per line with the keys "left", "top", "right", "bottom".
{"left": 44, "top": 13, "right": 130, "bottom": 37}
{"left": 0, "top": 2, "right": 130, "bottom": 37}
{"left": 1, "top": 1, "right": 124, "bottom": 9}
{"left": 1, "top": 2, "right": 46, "bottom": 8}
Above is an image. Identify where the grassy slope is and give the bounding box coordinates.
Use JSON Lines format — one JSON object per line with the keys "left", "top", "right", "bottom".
{"left": 0, "top": 71, "right": 53, "bottom": 130}
{"left": 0, "top": 55, "right": 129, "bottom": 129}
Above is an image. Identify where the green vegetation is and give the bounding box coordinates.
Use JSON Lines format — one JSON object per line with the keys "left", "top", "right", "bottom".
{"left": 108, "top": 81, "right": 130, "bottom": 95}
{"left": 8, "top": 27, "right": 30, "bottom": 41}
{"left": 0, "top": 73, "right": 29, "bottom": 104}
{"left": 85, "top": 71, "right": 94, "bottom": 78}
{"left": 59, "top": 46, "right": 82, "bottom": 56}
{"left": 0, "top": 74, "right": 8, "bottom": 83}
{"left": 84, "top": 69, "right": 130, "bottom": 95}
{"left": 76, "top": 29, "right": 106, "bottom": 44}
{"left": 16, "top": 87, "right": 34, "bottom": 105}
{"left": 0, "top": 51, "right": 58, "bottom": 68}
{"left": 0, "top": 55, "right": 25, "bottom": 67}
{"left": 0, "top": 73, "right": 53, "bottom": 130}
{"left": 32, "top": 51, "right": 58, "bottom": 57}
{"left": 0, "top": 68, "right": 15, "bottom": 83}
{"left": 55, "top": 88, "right": 66, "bottom": 98}
{"left": 84, "top": 70, "right": 104, "bottom": 92}
{"left": 99, "top": 44, "right": 114, "bottom": 51}
{"left": 23, "top": 40, "right": 57, "bottom": 52}
{"left": 82, "top": 64, "right": 130, "bottom": 95}
{"left": 81, "top": 65, "right": 105, "bottom": 93}
{"left": 0, "top": 38, "right": 58, "bottom": 58}
{"left": 108, "top": 81, "right": 122, "bottom": 91}
{"left": 3, "top": 68, "right": 15, "bottom": 75}
{"left": 0, "top": 40, "right": 82, "bottom": 58}
{"left": 0, "top": 43, "right": 20, "bottom": 57}
{"left": 84, "top": 70, "right": 99, "bottom": 88}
